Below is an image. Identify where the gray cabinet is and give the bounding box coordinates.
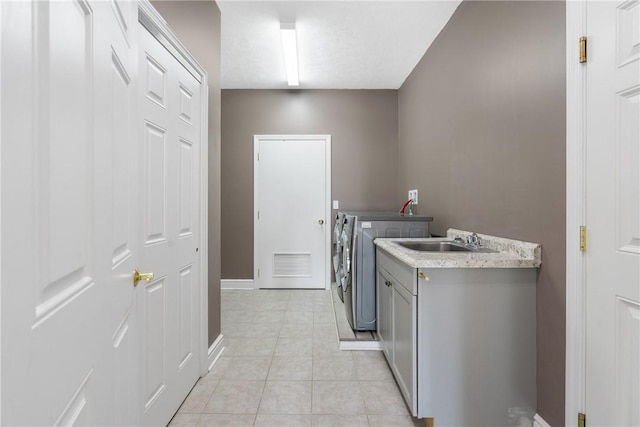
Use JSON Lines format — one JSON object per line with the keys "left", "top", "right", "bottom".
{"left": 376, "top": 247, "right": 536, "bottom": 426}
{"left": 376, "top": 265, "right": 393, "bottom": 359}
{"left": 392, "top": 279, "right": 414, "bottom": 405}
{"left": 375, "top": 250, "right": 417, "bottom": 412}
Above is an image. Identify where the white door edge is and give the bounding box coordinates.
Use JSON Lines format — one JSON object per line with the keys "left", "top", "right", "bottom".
{"left": 0, "top": 2, "right": 4, "bottom": 422}
{"left": 253, "top": 135, "right": 332, "bottom": 290}
{"left": 565, "top": 0, "right": 587, "bottom": 424}
{"left": 0, "top": 3, "right": 4, "bottom": 422}
{"left": 137, "top": 0, "right": 209, "bottom": 377}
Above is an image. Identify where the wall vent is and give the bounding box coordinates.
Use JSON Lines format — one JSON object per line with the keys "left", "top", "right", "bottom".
{"left": 273, "top": 253, "right": 311, "bottom": 277}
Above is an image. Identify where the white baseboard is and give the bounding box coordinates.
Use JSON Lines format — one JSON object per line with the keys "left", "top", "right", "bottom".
{"left": 534, "top": 414, "right": 551, "bottom": 427}
{"left": 207, "top": 334, "right": 225, "bottom": 372}
{"left": 221, "top": 279, "right": 254, "bottom": 290}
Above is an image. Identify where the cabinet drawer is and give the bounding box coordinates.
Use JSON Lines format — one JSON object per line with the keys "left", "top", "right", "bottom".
{"left": 377, "top": 248, "right": 417, "bottom": 295}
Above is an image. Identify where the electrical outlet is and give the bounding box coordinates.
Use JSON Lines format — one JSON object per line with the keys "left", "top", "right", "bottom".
{"left": 333, "top": 200, "right": 339, "bottom": 209}
{"left": 408, "top": 189, "right": 418, "bottom": 205}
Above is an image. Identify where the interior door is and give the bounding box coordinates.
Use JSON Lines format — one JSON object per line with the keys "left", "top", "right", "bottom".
{"left": 255, "top": 136, "right": 330, "bottom": 289}
{"left": 1, "top": 1, "right": 139, "bottom": 425}
{"left": 585, "top": 0, "right": 640, "bottom": 424}
{"left": 138, "top": 22, "right": 202, "bottom": 426}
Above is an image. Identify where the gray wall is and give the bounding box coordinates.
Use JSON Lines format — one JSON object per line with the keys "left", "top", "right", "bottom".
{"left": 397, "top": 1, "right": 566, "bottom": 424}
{"left": 221, "top": 90, "right": 398, "bottom": 279}
{"left": 152, "top": 0, "right": 222, "bottom": 345}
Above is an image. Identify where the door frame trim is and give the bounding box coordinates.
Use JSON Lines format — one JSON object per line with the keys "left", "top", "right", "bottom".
{"left": 565, "top": 0, "right": 587, "bottom": 424}
{"left": 253, "top": 134, "right": 332, "bottom": 290}
{"left": 138, "top": 1, "right": 210, "bottom": 376}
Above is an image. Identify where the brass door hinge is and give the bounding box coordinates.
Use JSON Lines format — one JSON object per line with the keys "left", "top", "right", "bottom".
{"left": 580, "top": 226, "right": 587, "bottom": 252}
{"left": 578, "top": 412, "right": 586, "bottom": 427}
{"left": 579, "top": 36, "right": 587, "bottom": 63}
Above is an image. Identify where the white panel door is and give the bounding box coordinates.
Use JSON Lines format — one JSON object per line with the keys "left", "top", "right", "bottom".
{"left": 585, "top": 0, "right": 640, "bottom": 424}
{"left": 138, "top": 23, "right": 202, "bottom": 427}
{"left": 255, "top": 136, "right": 330, "bottom": 289}
{"left": 1, "top": 1, "right": 139, "bottom": 425}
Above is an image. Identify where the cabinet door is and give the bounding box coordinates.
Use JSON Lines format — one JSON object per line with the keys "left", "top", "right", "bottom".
{"left": 393, "top": 280, "right": 416, "bottom": 414}
{"left": 376, "top": 266, "right": 394, "bottom": 360}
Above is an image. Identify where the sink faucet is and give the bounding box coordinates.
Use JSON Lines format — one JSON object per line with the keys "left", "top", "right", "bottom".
{"left": 466, "top": 233, "right": 481, "bottom": 248}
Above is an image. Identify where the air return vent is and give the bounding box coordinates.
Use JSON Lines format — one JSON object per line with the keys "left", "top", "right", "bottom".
{"left": 273, "top": 253, "right": 311, "bottom": 277}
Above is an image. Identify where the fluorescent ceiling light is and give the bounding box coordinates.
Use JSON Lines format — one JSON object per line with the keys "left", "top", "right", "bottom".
{"left": 280, "top": 23, "right": 299, "bottom": 86}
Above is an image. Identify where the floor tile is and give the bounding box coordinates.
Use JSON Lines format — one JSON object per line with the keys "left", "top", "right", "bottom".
{"left": 283, "top": 311, "right": 314, "bottom": 324}
{"left": 367, "top": 414, "right": 422, "bottom": 426}
{"left": 178, "top": 380, "right": 218, "bottom": 414}
{"left": 287, "top": 299, "right": 315, "bottom": 312}
{"left": 312, "top": 357, "right": 357, "bottom": 381}
{"left": 311, "top": 414, "right": 369, "bottom": 427}
{"left": 255, "top": 299, "right": 290, "bottom": 311}
{"left": 313, "top": 323, "right": 338, "bottom": 341}
{"left": 258, "top": 381, "right": 312, "bottom": 414}
{"left": 268, "top": 356, "right": 313, "bottom": 380}
{"left": 169, "top": 413, "right": 201, "bottom": 427}
{"left": 312, "top": 338, "right": 343, "bottom": 358}
{"left": 197, "top": 414, "right": 256, "bottom": 426}
{"left": 280, "top": 323, "right": 314, "bottom": 338}
{"left": 312, "top": 381, "right": 366, "bottom": 415}
{"left": 314, "top": 290, "right": 332, "bottom": 301}
{"left": 221, "top": 310, "right": 248, "bottom": 326}
{"left": 176, "top": 290, "right": 410, "bottom": 427}
{"left": 313, "top": 310, "right": 336, "bottom": 324}
{"left": 314, "top": 300, "right": 334, "bottom": 312}
{"left": 254, "top": 414, "right": 312, "bottom": 427}
{"left": 220, "top": 356, "right": 272, "bottom": 381}
{"left": 253, "top": 310, "right": 286, "bottom": 324}
{"left": 360, "top": 381, "right": 409, "bottom": 415}
{"left": 233, "top": 337, "right": 278, "bottom": 357}
{"left": 203, "top": 380, "right": 265, "bottom": 414}
{"left": 200, "top": 357, "right": 232, "bottom": 383}
{"left": 274, "top": 337, "right": 313, "bottom": 357}
{"left": 353, "top": 351, "right": 394, "bottom": 381}
{"left": 221, "top": 322, "right": 252, "bottom": 338}
{"left": 244, "top": 322, "right": 283, "bottom": 338}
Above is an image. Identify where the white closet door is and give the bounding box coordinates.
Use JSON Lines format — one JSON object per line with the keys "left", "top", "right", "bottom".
{"left": 138, "top": 22, "right": 202, "bottom": 427}
{"left": 1, "top": 1, "right": 139, "bottom": 425}
{"left": 585, "top": 0, "right": 640, "bottom": 424}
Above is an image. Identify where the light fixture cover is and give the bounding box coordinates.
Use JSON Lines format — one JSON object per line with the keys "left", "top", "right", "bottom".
{"left": 280, "top": 23, "right": 299, "bottom": 86}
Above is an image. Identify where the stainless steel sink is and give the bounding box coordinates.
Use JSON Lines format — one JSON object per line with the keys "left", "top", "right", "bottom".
{"left": 397, "top": 241, "right": 498, "bottom": 253}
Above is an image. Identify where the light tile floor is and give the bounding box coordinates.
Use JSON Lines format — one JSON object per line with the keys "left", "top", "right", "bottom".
{"left": 169, "top": 289, "right": 422, "bottom": 427}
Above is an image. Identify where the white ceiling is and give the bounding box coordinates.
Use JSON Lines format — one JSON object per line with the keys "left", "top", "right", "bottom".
{"left": 217, "top": 1, "right": 462, "bottom": 89}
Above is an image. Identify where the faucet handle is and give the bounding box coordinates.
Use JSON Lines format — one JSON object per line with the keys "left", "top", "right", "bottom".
{"left": 466, "top": 233, "right": 480, "bottom": 247}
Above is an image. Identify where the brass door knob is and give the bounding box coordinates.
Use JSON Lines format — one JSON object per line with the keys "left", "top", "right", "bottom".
{"left": 318, "top": 219, "right": 324, "bottom": 225}
{"left": 133, "top": 268, "right": 154, "bottom": 287}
